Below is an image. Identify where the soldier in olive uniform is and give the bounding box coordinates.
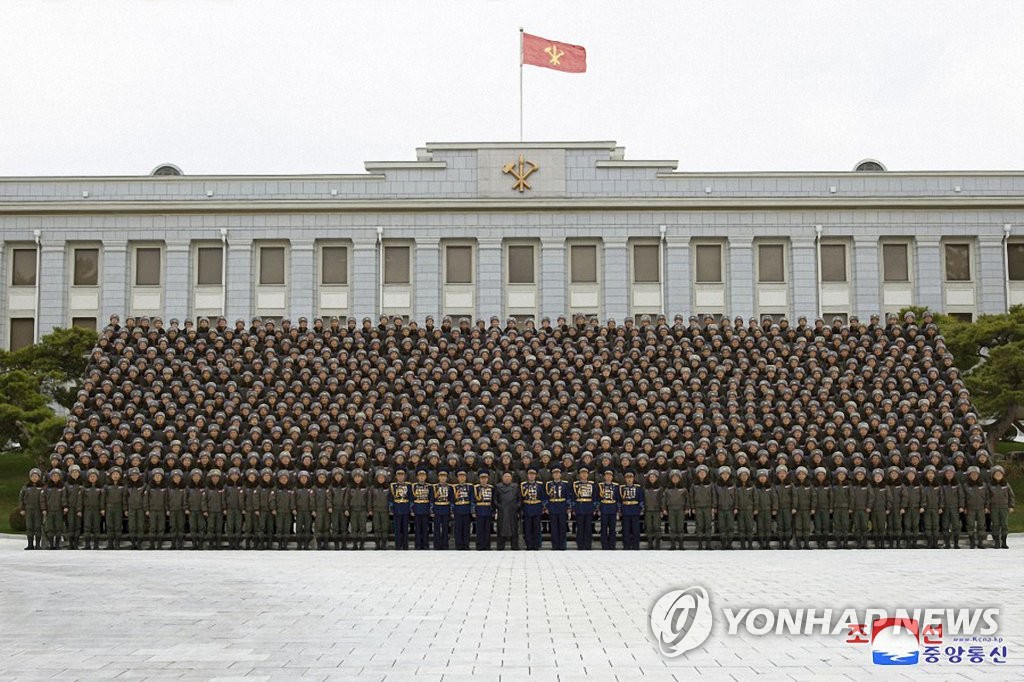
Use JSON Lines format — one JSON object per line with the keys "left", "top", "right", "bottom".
{"left": 690, "top": 464, "right": 714, "bottom": 550}
{"left": 986, "top": 465, "right": 1015, "bottom": 549}
{"left": 851, "top": 467, "right": 872, "bottom": 549}
{"left": 885, "top": 466, "right": 905, "bottom": 548}
{"left": 773, "top": 465, "right": 795, "bottom": 549}
{"left": 753, "top": 469, "right": 777, "bottom": 550}
{"left": 293, "top": 470, "right": 315, "bottom": 550}
{"left": 811, "top": 467, "right": 832, "bottom": 549}
{"left": 43, "top": 469, "right": 67, "bottom": 550}
{"left": 734, "top": 467, "right": 755, "bottom": 550}
{"left": 369, "top": 469, "right": 391, "bottom": 549}
{"left": 900, "top": 468, "right": 923, "bottom": 549}
{"left": 65, "top": 465, "right": 85, "bottom": 549}
{"left": 125, "top": 467, "right": 146, "bottom": 550}
{"left": 102, "top": 466, "right": 126, "bottom": 549}
{"left": 713, "top": 466, "right": 737, "bottom": 550}
{"left": 869, "top": 468, "right": 890, "bottom": 549}
{"left": 330, "top": 468, "right": 348, "bottom": 549}
{"left": 271, "top": 470, "right": 295, "bottom": 550}
{"left": 940, "top": 465, "right": 965, "bottom": 548}
{"left": 642, "top": 470, "right": 663, "bottom": 550}
{"left": 963, "top": 465, "right": 987, "bottom": 548}
{"left": 18, "top": 468, "right": 45, "bottom": 550}
{"left": 831, "top": 467, "right": 852, "bottom": 549}
{"left": 81, "top": 468, "right": 104, "bottom": 550}
{"left": 186, "top": 469, "right": 206, "bottom": 550}
{"left": 166, "top": 469, "right": 188, "bottom": 550}
{"left": 791, "top": 467, "right": 813, "bottom": 550}
{"left": 204, "top": 469, "right": 225, "bottom": 550}
{"left": 145, "top": 468, "right": 168, "bottom": 549}
{"left": 920, "top": 465, "right": 943, "bottom": 549}
{"left": 312, "top": 469, "right": 332, "bottom": 550}
{"left": 662, "top": 469, "right": 689, "bottom": 550}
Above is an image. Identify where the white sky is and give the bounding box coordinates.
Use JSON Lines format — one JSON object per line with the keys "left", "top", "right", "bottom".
{"left": 1, "top": 0, "right": 1022, "bottom": 175}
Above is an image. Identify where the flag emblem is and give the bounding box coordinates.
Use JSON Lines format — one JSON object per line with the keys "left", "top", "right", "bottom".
{"left": 544, "top": 45, "right": 565, "bottom": 66}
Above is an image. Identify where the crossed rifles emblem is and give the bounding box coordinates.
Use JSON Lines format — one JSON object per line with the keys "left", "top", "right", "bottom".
{"left": 502, "top": 154, "right": 540, "bottom": 192}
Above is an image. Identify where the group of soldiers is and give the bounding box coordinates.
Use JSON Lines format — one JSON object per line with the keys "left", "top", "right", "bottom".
{"left": 17, "top": 310, "right": 1014, "bottom": 551}
{"left": 20, "top": 457, "right": 1013, "bottom": 551}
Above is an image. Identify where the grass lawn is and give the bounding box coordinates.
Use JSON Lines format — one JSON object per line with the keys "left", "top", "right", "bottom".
{"left": 0, "top": 451, "right": 37, "bottom": 534}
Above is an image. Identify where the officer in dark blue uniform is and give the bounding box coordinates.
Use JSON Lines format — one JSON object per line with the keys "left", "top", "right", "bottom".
{"left": 572, "top": 467, "right": 598, "bottom": 550}
{"left": 431, "top": 470, "right": 453, "bottom": 550}
{"left": 545, "top": 466, "right": 571, "bottom": 550}
{"left": 388, "top": 469, "right": 412, "bottom": 550}
{"left": 598, "top": 468, "right": 620, "bottom": 550}
{"left": 619, "top": 470, "right": 644, "bottom": 550}
{"left": 411, "top": 468, "right": 433, "bottom": 550}
{"left": 473, "top": 470, "right": 495, "bottom": 550}
{"left": 452, "top": 469, "right": 474, "bottom": 550}
{"left": 520, "top": 467, "right": 546, "bottom": 550}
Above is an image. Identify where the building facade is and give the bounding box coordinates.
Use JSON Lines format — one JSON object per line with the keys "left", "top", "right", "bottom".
{"left": 1, "top": 140, "right": 1023, "bottom": 349}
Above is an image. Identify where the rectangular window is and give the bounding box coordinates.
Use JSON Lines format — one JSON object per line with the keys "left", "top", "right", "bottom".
{"left": 508, "top": 245, "right": 535, "bottom": 284}
{"left": 321, "top": 246, "right": 348, "bottom": 285}
{"left": 73, "top": 248, "right": 99, "bottom": 286}
{"left": 633, "top": 244, "right": 660, "bottom": 283}
{"left": 383, "top": 245, "right": 410, "bottom": 285}
{"left": 9, "top": 318, "right": 34, "bottom": 351}
{"left": 71, "top": 317, "right": 97, "bottom": 331}
{"left": 12, "top": 248, "right": 37, "bottom": 286}
{"left": 949, "top": 312, "right": 973, "bottom": 323}
{"left": 1007, "top": 244, "right": 1024, "bottom": 281}
{"left": 820, "top": 244, "right": 847, "bottom": 282}
{"left": 695, "top": 244, "right": 723, "bottom": 284}
{"left": 445, "top": 245, "right": 473, "bottom": 284}
{"left": 944, "top": 243, "right": 971, "bottom": 282}
{"left": 135, "top": 247, "right": 161, "bottom": 286}
{"left": 196, "top": 246, "right": 223, "bottom": 286}
{"left": 882, "top": 243, "right": 909, "bottom": 282}
{"left": 259, "top": 246, "right": 285, "bottom": 285}
{"left": 758, "top": 244, "right": 785, "bottom": 283}
{"left": 570, "top": 244, "right": 598, "bottom": 283}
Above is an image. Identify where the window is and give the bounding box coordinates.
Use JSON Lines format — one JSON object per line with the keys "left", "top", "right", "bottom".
{"left": 820, "top": 244, "right": 847, "bottom": 283}
{"left": 633, "top": 244, "right": 660, "bottom": 283}
{"left": 11, "top": 248, "right": 37, "bottom": 286}
{"left": 9, "top": 318, "right": 34, "bottom": 351}
{"left": 445, "top": 245, "right": 472, "bottom": 284}
{"left": 695, "top": 244, "right": 722, "bottom": 283}
{"left": 321, "top": 246, "right": 348, "bottom": 285}
{"left": 259, "top": 246, "right": 285, "bottom": 285}
{"left": 383, "top": 245, "right": 410, "bottom": 285}
{"left": 570, "top": 244, "right": 597, "bottom": 284}
{"left": 1008, "top": 244, "right": 1024, "bottom": 281}
{"left": 197, "top": 246, "right": 223, "bottom": 286}
{"left": 508, "top": 245, "right": 535, "bottom": 284}
{"left": 758, "top": 244, "right": 785, "bottom": 283}
{"left": 73, "top": 248, "right": 99, "bottom": 286}
{"left": 71, "top": 317, "right": 97, "bottom": 331}
{"left": 882, "top": 243, "right": 909, "bottom": 282}
{"left": 135, "top": 248, "right": 161, "bottom": 286}
{"left": 944, "top": 243, "right": 971, "bottom": 282}
{"left": 949, "top": 312, "right": 973, "bottom": 323}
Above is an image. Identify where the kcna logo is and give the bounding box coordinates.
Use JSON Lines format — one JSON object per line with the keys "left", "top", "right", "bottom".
{"left": 649, "top": 586, "right": 714, "bottom": 657}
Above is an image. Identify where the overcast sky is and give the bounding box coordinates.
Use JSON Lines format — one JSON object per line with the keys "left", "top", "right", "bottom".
{"left": 2, "top": 0, "right": 1022, "bottom": 175}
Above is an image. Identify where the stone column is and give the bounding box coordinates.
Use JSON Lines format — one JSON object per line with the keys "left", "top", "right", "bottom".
{"left": 164, "top": 240, "right": 190, "bottom": 322}
{"left": 225, "top": 238, "right": 252, "bottom": 322}
{"left": 602, "top": 237, "right": 629, "bottom": 322}
{"left": 790, "top": 236, "right": 818, "bottom": 321}
{"left": 101, "top": 240, "right": 128, "bottom": 322}
{"left": 477, "top": 236, "right": 502, "bottom": 321}
{"left": 852, "top": 235, "right": 881, "bottom": 319}
{"left": 37, "top": 243, "right": 66, "bottom": 336}
{"left": 414, "top": 238, "right": 441, "bottom": 321}
{"left": 540, "top": 237, "right": 566, "bottom": 320}
{"left": 915, "top": 236, "right": 943, "bottom": 313}
{"left": 289, "top": 239, "right": 315, "bottom": 321}
{"left": 728, "top": 236, "right": 755, "bottom": 319}
{"left": 350, "top": 234, "right": 379, "bottom": 321}
{"left": 664, "top": 234, "right": 690, "bottom": 320}
{"left": 977, "top": 234, "right": 1007, "bottom": 314}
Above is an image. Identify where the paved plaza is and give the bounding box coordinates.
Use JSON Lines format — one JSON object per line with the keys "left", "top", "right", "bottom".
{"left": 2, "top": 534, "right": 1022, "bottom": 681}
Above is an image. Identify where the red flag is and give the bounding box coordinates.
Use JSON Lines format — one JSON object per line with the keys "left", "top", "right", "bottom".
{"left": 522, "top": 33, "right": 587, "bottom": 73}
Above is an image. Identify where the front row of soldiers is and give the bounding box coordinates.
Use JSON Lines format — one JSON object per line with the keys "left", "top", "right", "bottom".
{"left": 19, "top": 461, "right": 1015, "bottom": 551}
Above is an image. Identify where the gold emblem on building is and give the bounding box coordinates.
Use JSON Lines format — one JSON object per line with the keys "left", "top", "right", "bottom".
{"left": 502, "top": 154, "right": 539, "bottom": 193}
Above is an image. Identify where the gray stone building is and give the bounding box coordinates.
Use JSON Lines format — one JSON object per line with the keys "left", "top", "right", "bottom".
{"left": 1, "top": 140, "right": 1022, "bottom": 349}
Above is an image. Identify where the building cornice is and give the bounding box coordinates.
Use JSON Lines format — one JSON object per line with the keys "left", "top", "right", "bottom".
{"left": 1, "top": 195, "right": 1023, "bottom": 216}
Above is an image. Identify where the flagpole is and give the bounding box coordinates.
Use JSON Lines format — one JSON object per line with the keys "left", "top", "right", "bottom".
{"left": 519, "top": 27, "right": 524, "bottom": 142}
